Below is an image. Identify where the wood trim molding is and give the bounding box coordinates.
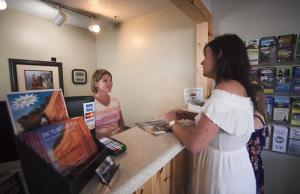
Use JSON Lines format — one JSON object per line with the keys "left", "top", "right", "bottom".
{"left": 170, "top": 0, "right": 212, "bottom": 23}
{"left": 192, "top": 0, "right": 212, "bottom": 21}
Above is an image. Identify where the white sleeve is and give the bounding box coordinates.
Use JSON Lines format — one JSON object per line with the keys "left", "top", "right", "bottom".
{"left": 201, "top": 93, "right": 254, "bottom": 136}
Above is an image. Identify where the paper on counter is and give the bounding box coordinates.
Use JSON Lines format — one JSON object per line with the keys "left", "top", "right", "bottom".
{"left": 184, "top": 88, "right": 204, "bottom": 105}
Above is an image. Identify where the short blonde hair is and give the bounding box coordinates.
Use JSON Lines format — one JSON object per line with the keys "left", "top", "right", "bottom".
{"left": 91, "top": 69, "right": 112, "bottom": 93}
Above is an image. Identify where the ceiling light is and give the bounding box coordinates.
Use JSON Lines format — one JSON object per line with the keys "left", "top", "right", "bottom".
{"left": 88, "top": 24, "right": 100, "bottom": 33}
{"left": 53, "top": 7, "right": 67, "bottom": 26}
{"left": 41, "top": 0, "right": 100, "bottom": 32}
{"left": 88, "top": 17, "right": 100, "bottom": 33}
{"left": 0, "top": 0, "right": 7, "bottom": 10}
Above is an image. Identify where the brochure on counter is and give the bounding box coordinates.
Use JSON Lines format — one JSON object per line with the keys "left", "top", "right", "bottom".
{"left": 136, "top": 119, "right": 171, "bottom": 135}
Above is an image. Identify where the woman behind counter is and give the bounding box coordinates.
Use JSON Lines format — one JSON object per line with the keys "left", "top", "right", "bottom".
{"left": 91, "top": 69, "right": 125, "bottom": 138}
{"left": 164, "top": 34, "right": 256, "bottom": 194}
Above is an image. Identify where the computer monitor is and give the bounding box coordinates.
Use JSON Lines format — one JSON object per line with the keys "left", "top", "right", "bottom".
{"left": 0, "top": 101, "right": 18, "bottom": 163}
{"left": 64, "top": 96, "right": 96, "bottom": 133}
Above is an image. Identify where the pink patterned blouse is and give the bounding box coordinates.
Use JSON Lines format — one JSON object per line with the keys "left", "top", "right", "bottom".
{"left": 94, "top": 97, "right": 122, "bottom": 137}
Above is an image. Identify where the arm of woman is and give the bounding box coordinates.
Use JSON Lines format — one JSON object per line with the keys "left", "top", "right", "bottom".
{"left": 165, "top": 109, "right": 198, "bottom": 121}
{"left": 176, "top": 110, "right": 199, "bottom": 120}
{"left": 172, "top": 113, "right": 220, "bottom": 155}
{"left": 118, "top": 111, "right": 125, "bottom": 131}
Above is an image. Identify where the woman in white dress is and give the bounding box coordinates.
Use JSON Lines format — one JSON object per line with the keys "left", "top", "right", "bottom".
{"left": 164, "top": 34, "right": 256, "bottom": 194}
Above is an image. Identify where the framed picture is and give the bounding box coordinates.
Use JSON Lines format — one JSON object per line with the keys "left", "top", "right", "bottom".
{"left": 9, "top": 59, "right": 64, "bottom": 92}
{"left": 72, "top": 69, "right": 87, "bottom": 84}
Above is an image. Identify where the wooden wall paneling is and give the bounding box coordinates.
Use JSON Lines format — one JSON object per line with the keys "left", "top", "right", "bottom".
{"left": 134, "top": 160, "right": 172, "bottom": 194}
{"left": 152, "top": 162, "right": 171, "bottom": 194}
{"left": 134, "top": 178, "right": 152, "bottom": 194}
{"left": 170, "top": 150, "right": 189, "bottom": 194}
{"left": 133, "top": 150, "right": 188, "bottom": 194}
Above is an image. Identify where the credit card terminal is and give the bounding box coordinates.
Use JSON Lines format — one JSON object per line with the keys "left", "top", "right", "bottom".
{"left": 98, "top": 137, "right": 127, "bottom": 155}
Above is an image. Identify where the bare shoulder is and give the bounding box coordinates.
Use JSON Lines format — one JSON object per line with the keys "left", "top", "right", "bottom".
{"left": 254, "top": 111, "right": 265, "bottom": 129}
{"left": 215, "top": 80, "right": 246, "bottom": 97}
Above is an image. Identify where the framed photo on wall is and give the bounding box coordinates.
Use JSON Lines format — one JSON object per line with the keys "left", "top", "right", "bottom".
{"left": 72, "top": 69, "right": 87, "bottom": 84}
{"left": 9, "top": 59, "right": 64, "bottom": 93}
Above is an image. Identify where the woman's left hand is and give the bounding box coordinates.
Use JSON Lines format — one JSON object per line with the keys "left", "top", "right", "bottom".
{"left": 163, "top": 109, "right": 180, "bottom": 121}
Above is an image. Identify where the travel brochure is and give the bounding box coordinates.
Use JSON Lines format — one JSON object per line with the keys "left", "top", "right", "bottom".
{"left": 272, "top": 125, "right": 288, "bottom": 153}
{"left": 277, "top": 34, "right": 295, "bottom": 63}
{"left": 246, "top": 33, "right": 300, "bottom": 65}
{"left": 288, "top": 127, "right": 300, "bottom": 156}
{"left": 5, "top": 89, "right": 100, "bottom": 177}
{"left": 246, "top": 38, "right": 259, "bottom": 65}
{"left": 136, "top": 119, "right": 171, "bottom": 135}
{"left": 295, "top": 34, "right": 300, "bottom": 63}
{"left": 291, "top": 66, "right": 300, "bottom": 94}
{"left": 251, "top": 65, "right": 300, "bottom": 95}
{"left": 265, "top": 95, "right": 274, "bottom": 120}
{"left": 274, "top": 65, "right": 291, "bottom": 94}
{"left": 258, "top": 67, "right": 275, "bottom": 94}
{"left": 6, "top": 89, "right": 68, "bottom": 135}
{"left": 273, "top": 96, "right": 290, "bottom": 122}
{"left": 259, "top": 36, "right": 277, "bottom": 65}
{"left": 291, "top": 98, "right": 300, "bottom": 125}
{"left": 21, "top": 117, "right": 98, "bottom": 177}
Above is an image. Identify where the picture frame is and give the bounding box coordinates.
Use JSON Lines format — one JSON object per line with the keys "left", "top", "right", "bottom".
{"left": 72, "top": 69, "right": 87, "bottom": 84}
{"left": 9, "top": 59, "right": 64, "bottom": 93}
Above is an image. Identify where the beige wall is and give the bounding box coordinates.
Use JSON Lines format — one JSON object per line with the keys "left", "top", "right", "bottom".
{"left": 0, "top": 9, "right": 97, "bottom": 100}
{"left": 96, "top": 5, "right": 196, "bottom": 126}
{"left": 212, "top": 0, "right": 300, "bottom": 38}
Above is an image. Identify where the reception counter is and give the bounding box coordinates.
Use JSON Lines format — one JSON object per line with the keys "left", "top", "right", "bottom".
{"left": 81, "top": 127, "right": 185, "bottom": 194}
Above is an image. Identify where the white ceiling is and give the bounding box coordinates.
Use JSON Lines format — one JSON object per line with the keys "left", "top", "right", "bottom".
{"left": 6, "top": 0, "right": 173, "bottom": 30}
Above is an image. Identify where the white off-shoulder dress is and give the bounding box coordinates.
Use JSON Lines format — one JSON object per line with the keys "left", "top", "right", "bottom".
{"left": 194, "top": 89, "right": 256, "bottom": 194}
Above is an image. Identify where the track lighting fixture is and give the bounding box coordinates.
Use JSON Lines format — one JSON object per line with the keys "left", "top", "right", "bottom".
{"left": 88, "top": 17, "right": 100, "bottom": 33}
{"left": 53, "top": 6, "right": 67, "bottom": 26}
{"left": 0, "top": 0, "right": 7, "bottom": 10}
{"left": 41, "top": 0, "right": 100, "bottom": 33}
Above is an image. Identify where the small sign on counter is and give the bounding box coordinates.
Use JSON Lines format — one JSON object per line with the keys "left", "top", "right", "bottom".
{"left": 184, "top": 88, "right": 204, "bottom": 105}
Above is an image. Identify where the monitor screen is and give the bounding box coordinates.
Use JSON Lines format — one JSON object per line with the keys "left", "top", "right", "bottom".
{"left": 64, "top": 96, "right": 96, "bottom": 132}
{"left": 0, "top": 101, "right": 18, "bottom": 163}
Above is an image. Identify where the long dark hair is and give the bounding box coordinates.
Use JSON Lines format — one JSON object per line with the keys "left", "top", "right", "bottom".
{"left": 205, "top": 34, "right": 255, "bottom": 103}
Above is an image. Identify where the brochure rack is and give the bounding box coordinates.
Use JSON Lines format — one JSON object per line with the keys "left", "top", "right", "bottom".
{"left": 15, "top": 136, "right": 109, "bottom": 194}
{"left": 248, "top": 33, "right": 300, "bottom": 157}
{"left": 5, "top": 90, "right": 109, "bottom": 193}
